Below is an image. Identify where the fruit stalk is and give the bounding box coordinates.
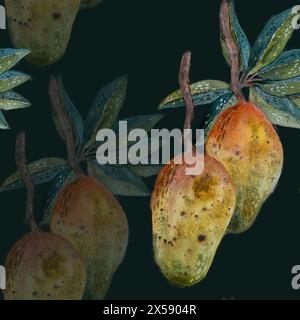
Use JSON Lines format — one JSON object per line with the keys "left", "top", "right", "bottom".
{"left": 15, "top": 132, "right": 37, "bottom": 230}
{"left": 179, "top": 51, "right": 194, "bottom": 131}
{"left": 49, "top": 77, "right": 79, "bottom": 174}
{"left": 220, "top": 0, "right": 244, "bottom": 101}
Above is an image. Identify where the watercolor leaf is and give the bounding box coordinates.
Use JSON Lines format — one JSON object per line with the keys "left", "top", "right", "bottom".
{"left": 159, "top": 80, "right": 231, "bottom": 110}
{"left": 249, "top": 8, "right": 297, "bottom": 75}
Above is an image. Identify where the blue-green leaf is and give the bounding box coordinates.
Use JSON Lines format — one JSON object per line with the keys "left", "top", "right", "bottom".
{"left": 0, "top": 91, "right": 31, "bottom": 110}
{"left": 205, "top": 93, "right": 238, "bottom": 139}
{"left": 40, "top": 168, "right": 76, "bottom": 226}
{"left": 249, "top": 87, "right": 300, "bottom": 128}
{"left": 259, "top": 50, "right": 300, "bottom": 80}
{"left": 290, "top": 95, "right": 300, "bottom": 108}
{"left": 88, "top": 160, "right": 149, "bottom": 196}
{"left": 0, "top": 71, "right": 31, "bottom": 93}
{"left": 159, "top": 80, "right": 231, "bottom": 110}
{"left": 83, "top": 76, "right": 128, "bottom": 149}
{"left": 0, "top": 49, "right": 30, "bottom": 75}
{"left": 0, "top": 158, "right": 67, "bottom": 192}
{"left": 52, "top": 76, "right": 83, "bottom": 146}
{"left": 260, "top": 76, "right": 300, "bottom": 96}
{"left": 220, "top": 0, "right": 250, "bottom": 71}
{"left": 0, "top": 111, "right": 9, "bottom": 129}
{"left": 249, "top": 8, "right": 297, "bottom": 75}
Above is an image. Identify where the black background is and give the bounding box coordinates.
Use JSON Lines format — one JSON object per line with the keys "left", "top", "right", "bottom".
{"left": 0, "top": 0, "right": 299, "bottom": 300}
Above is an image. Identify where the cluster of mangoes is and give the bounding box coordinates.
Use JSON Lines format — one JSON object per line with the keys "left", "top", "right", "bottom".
{"left": 151, "top": 99, "right": 283, "bottom": 286}
{"left": 151, "top": 0, "right": 299, "bottom": 287}
{"left": 1, "top": 72, "right": 163, "bottom": 300}
{"left": 1, "top": 0, "right": 300, "bottom": 298}
{"left": 4, "top": 138, "right": 129, "bottom": 300}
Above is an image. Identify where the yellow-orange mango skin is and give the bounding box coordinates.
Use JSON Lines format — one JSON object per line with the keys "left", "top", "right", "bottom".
{"left": 5, "top": 231, "right": 86, "bottom": 300}
{"left": 206, "top": 101, "right": 283, "bottom": 234}
{"left": 5, "top": 0, "right": 80, "bottom": 65}
{"left": 151, "top": 155, "right": 236, "bottom": 287}
{"left": 50, "top": 176, "right": 128, "bottom": 300}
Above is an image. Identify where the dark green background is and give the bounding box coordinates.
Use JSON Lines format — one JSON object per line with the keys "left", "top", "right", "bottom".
{"left": 0, "top": 0, "right": 299, "bottom": 300}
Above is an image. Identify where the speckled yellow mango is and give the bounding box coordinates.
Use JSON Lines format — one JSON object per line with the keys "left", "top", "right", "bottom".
{"left": 151, "top": 155, "right": 236, "bottom": 287}
{"left": 5, "top": 0, "right": 80, "bottom": 65}
{"left": 5, "top": 231, "right": 86, "bottom": 300}
{"left": 206, "top": 101, "right": 283, "bottom": 234}
{"left": 50, "top": 175, "right": 128, "bottom": 300}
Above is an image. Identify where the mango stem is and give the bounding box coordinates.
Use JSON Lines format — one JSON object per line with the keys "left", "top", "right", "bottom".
{"left": 15, "top": 132, "right": 38, "bottom": 231}
{"left": 179, "top": 51, "right": 194, "bottom": 131}
{"left": 49, "top": 76, "right": 82, "bottom": 175}
{"left": 220, "top": 0, "right": 245, "bottom": 101}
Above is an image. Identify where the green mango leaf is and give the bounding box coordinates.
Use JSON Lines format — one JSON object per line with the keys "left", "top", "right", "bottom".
{"left": 0, "top": 91, "right": 31, "bottom": 111}
{"left": 159, "top": 80, "right": 231, "bottom": 110}
{"left": 0, "top": 71, "right": 31, "bottom": 93}
{"left": 52, "top": 76, "right": 84, "bottom": 146}
{"left": 259, "top": 50, "right": 300, "bottom": 80}
{"left": 0, "top": 158, "right": 67, "bottom": 192}
{"left": 83, "top": 76, "right": 128, "bottom": 149}
{"left": 0, "top": 111, "right": 9, "bottom": 129}
{"left": 290, "top": 95, "right": 300, "bottom": 108}
{"left": 249, "top": 8, "right": 297, "bottom": 75}
{"left": 249, "top": 87, "right": 300, "bottom": 128}
{"left": 205, "top": 93, "right": 238, "bottom": 139}
{"left": 0, "top": 49, "right": 30, "bottom": 75}
{"left": 260, "top": 76, "right": 300, "bottom": 96}
{"left": 128, "top": 164, "right": 163, "bottom": 178}
{"left": 220, "top": 0, "right": 250, "bottom": 71}
{"left": 88, "top": 160, "right": 149, "bottom": 196}
{"left": 40, "top": 168, "right": 76, "bottom": 226}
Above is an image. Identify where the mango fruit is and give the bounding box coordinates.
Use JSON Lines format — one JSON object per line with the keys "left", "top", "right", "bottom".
{"left": 206, "top": 101, "right": 283, "bottom": 233}
{"left": 50, "top": 175, "right": 129, "bottom": 300}
{"left": 5, "top": 0, "right": 81, "bottom": 65}
{"left": 5, "top": 230, "right": 86, "bottom": 300}
{"left": 151, "top": 155, "right": 236, "bottom": 287}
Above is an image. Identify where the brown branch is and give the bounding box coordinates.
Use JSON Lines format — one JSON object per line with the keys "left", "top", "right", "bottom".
{"left": 179, "top": 51, "right": 194, "bottom": 130}
{"left": 49, "top": 76, "right": 79, "bottom": 174}
{"left": 16, "top": 132, "right": 38, "bottom": 231}
{"left": 220, "top": 0, "right": 245, "bottom": 101}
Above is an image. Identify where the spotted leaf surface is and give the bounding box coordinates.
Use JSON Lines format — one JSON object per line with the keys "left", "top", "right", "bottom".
{"left": 220, "top": 0, "right": 250, "bottom": 71}
{"left": 0, "top": 158, "right": 67, "bottom": 192}
{"left": 84, "top": 76, "right": 128, "bottom": 149}
{"left": 249, "top": 8, "right": 297, "bottom": 75}
{"left": 159, "top": 80, "right": 231, "bottom": 110}
{"left": 88, "top": 160, "right": 149, "bottom": 196}
{"left": 290, "top": 95, "right": 300, "bottom": 108}
{"left": 0, "top": 49, "right": 30, "bottom": 75}
{"left": 250, "top": 87, "right": 300, "bottom": 128}
{"left": 259, "top": 50, "right": 300, "bottom": 80}
{"left": 0, "top": 91, "right": 31, "bottom": 111}
{"left": 40, "top": 168, "right": 76, "bottom": 226}
{"left": 205, "top": 93, "right": 238, "bottom": 139}
{"left": 0, "top": 71, "right": 31, "bottom": 93}
{"left": 260, "top": 76, "right": 300, "bottom": 96}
